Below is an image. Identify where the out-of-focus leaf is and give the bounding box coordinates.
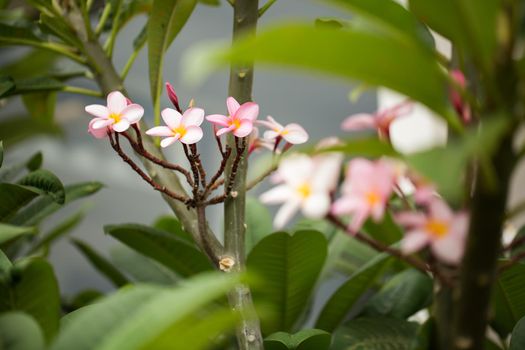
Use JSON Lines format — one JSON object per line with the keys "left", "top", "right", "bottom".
{"left": 315, "top": 17, "right": 349, "bottom": 30}
{"left": 2, "top": 76, "right": 64, "bottom": 97}
{"left": 22, "top": 92, "right": 56, "bottom": 124}
{"left": 491, "top": 261, "right": 525, "bottom": 337}
{"left": 510, "top": 315, "right": 525, "bottom": 350}
{"left": 247, "top": 231, "right": 327, "bottom": 333}
{"left": 265, "top": 329, "right": 331, "bottom": 350}
{"left": 362, "top": 269, "right": 432, "bottom": 319}
{"left": 319, "top": 138, "right": 401, "bottom": 158}
{"left": 362, "top": 212, "right": 403, "bottom": 245}
{"left": 0, "top": 249, "right": 11, "bottom": 272}
{"left": 0, "top": 22, "right": 42, "bottom": 44}
{"left": 148, "top": 0, "right": 196, "bottom": 122}
{"left": 316, "top": 253, "right": 392, "bottom": 332}
{"left": 0, "top": 223, "right": 36, "bottom": 245}
{"left": 0, "top": 184, "right": 40, "bottom": 221}
{"left": 0, "top": 50, "right": 58, "bottom": 79}
{"left": 0, "top": 151, "right": 43, "bottom": 183}
{"left": 0, "top": 117, "right": 60, "bottom": 147}
{"left": 18, "top": 169, "right": 65, "bottom": 204}
{"left": 71, "top": 239, "right": 130, "bottom": 288}
{"left": 0, "top": 258, "right": 60, "bottom": 343}
{"left": 0, "top": 312, "right": 45, "bottom": 350}
{"left": 0, "top": 75, "right": 14, "bottom": 95}
{"left": 187, "top": 23, "right": 459, "bottom": 128}
{"left": 66, "top": 289, "right": 104, "bottom": 312}
{"left": 246, "top": 196, "right": 273, "bottom": 252}
{"left": 198, "top": 0, "right": 219, "bottom": 6}
{"left": 38, "top": 14, "right": 80, "bottom": 48}
{"left": 105, "top": 224, "right": 212, "bottom": 277}
{"left": 331, "top": 317, "right": 419, "bottom": 349}
{"left": 152, "top": 215, "right": 194, "bottom": 244}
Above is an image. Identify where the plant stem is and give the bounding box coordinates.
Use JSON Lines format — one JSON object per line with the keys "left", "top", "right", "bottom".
{"left": 224, "top": 0, "right": 263, "bottom": 348}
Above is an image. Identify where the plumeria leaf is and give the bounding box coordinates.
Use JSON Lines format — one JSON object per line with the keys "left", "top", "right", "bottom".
{"left": 0, "top": 258, "right": 60, "bottom": 343}
{"left": 247, "top": 231, "right": 328, "bottom": 334}
{"left": 0, "top": 76, "right": 15, "bottom": 96}
{"left": 105, "top": 224, "right": 213, "bottom": 277}
{"left": 0, "top": 117, "right": 61, "bottom": 147}
{"left": 362, "top": 212, "right": 404, "bottom": 245}
{"left": 18, "top": 169, "right": 65, "bottom": 204}
{"left": 246, "top": 196, "right": 273, "bottom": 252}
{"left": 0, "top": 223, "right": 37, "bottom": 245}
{"left": 1, "top": 76, "right": 64, "bottom": 97}
{"left": 152, "top": 215, "right": 194, "bottom": 244}
{"left": 71, "top": 239, "right": 130, "bottom": 288}
{"left": 510, "top": 315, "right": 525, "bottom": 350}
{"left": 65, "top": 289, "right": 104, "bottom": 312}
{"left": 0, "top": 312, "right": 45, "bottom": 350}
{"left": 22, "top": 92, "right": 57, "bottom": 124}
{"left": 318, "top": 138, "right": 401, "bottom": 158}
{"left": 0, "top": 50, "right": 58, "bottom": 80}
{"left": 316, "top": 253, "right": 392, "bottom": 332}
{"left": 0, "top": 184, "right": 40, "bottom": 221}
{"left": 264, "top": 329, "right": 331, "bottom": 350}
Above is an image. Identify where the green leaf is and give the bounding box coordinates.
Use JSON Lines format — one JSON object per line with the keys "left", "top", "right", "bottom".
{"left": 198, "top": 0, "right": 219, "bottom": 6}
{"left": 18, "top": 169, "right": 65, "bottom": 204}
{"left": 2, "top": 76, "right": 64, "bottom": 97}
{"left": 0, "top": 22, "right": 42, "bottom": 45}
{"left": 0, "top": 117, "right": 60, "bottom": 147}
{"left": 247, "top": 231, "right": 328, "bottom": 333}
{"left": 105, "top": 223, "right": 212, "bottom": 277}
{"left": 510, "top": 315, "right": 525, "bottom": 350}
{"left": 148, "top": 0, "right": 196, "bottom": 123}
{"left": 331, "top": 317, "right": 419, "bottom": 349}
{"left": 362, "top": 269, "right": 432, "bottom": 319}
{"left": 409, "top": 0, "right": 499, "bottom": 72}
{"left": 0, "top": 249, "right": 11, "bottom": 273}
{"left": 187, "top": 23, "right": 459, "bottom": 128}
{"left": 71, "top": 239, "right": 130, "bottom": 288}
{"left": 22, "top": 92, "right": 57, "bottom": 124}
{"left": 0, "top": 50, "right": 58, "bottom": 80}
{"left": 491, "top": 261, "right": 525, "bottom": 337}
{"left": 0, "top": 258, "right": 60, "bottom": 343}
{"left": 0, "top": 223, "right": 36, "bottom": 245}
{"left": 0, "top": 312, "right": 45, "bottom": 350}
{"left": 320, "top": 137, "right": 401, "bottom": 159}
{"left": 152, "top": 215, "right": 194, "bottom": 244}
{"left": 246, "top": 196, "right": 273, "bottom": 252}
{"left": 362, "top": 211, "right": 403, "bottom": 245}
{"left": 315, "top": 253, "right": 392, "bottom": 332}
{"left": 51, "top": 272, "right": 240, "bottom": 350}
{"left": 65, "top": 289, "right": 104, "bottom": 311}
{"left": 265, "top": 329, "right": 331, "bottom": 350}
{"left": 0, "top": 183, "right": 40, "bottom": 221}
{"left": 0, "top": 151, "right": 42, "bottom": 183}
{"left": 0, "top": 76, "right": 14, "bottom": 96}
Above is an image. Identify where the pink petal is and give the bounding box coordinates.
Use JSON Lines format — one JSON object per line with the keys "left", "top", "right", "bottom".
{"left": 180, "top": 126, "right": 203, "bottom": 144}
{"left": 206, "top": 114, "right": 230, "bottom": 127}
{"left": 349, "top": 207, "right": 370, "bottom": 233}
{"left": 236, "top": 102, "right": 259, "bottom": 121}
{"left": 431, "top": 234, "right": 464, "bottom": 265}
{"left": 216, "top": 125, "right": 235, "bottom": 136}
{"left": 92, "top": 118, "right": 115, "bottom": 129}
{"left": 88, "top": 119, "right": 109, "bottom": 139}
{"left": 182, "top": 108, "right": 204, "bottom": 126}
{"left": 274, "top": 198, "right": 301, "bottom": 229}
{"left": 278, "top": 155, "right": 314, "bottom": 187}
{"left": 263, "top": 130, "right": 280, "bottom": 140}
{"left": 302, "top": 193, "right": 330, "bottom": 219}
{"left": 161, "top": 108, "right": 182, "bottom": 129}
{"left": 282, "top": 124, "right": 309, "bottom": 144}
{"left": 113, "top": 120, "right": 131, "bottom": 132}
{"left": 331, "top": 196, "right": 362, "bottom": 215}
{"left": 120, "top": 104, "right": 144, "bottom": 124}
{"left": 85, "top": 104, "right": 110, "bottom": 118}
{"left": 395, "top": 212, "right": 427, "bottom": 228}
{"left": 402, "top": 230, "right": 430, "bottom": 254}
{"left": 451, "top": 213, "right": 469, "bottom": 238}
{"left": 226, "top": 97, "right": 240, "bottom": 116}
{"left": 160, "top": 136, "right": 179, "bottom": 148}
{"left": 107, "top": 91, "right": 127, "bottom": 114}
{"left": 341, "top": 113, "right": 376, "bottom": 131}
{"left": 429, "top": 199, "right": 453, "bottom": 222}
{"left": 373, "top": 161, "right": 396, "bottom": 197}
{"left": 260, "top": 185, "right": 294, "bottom": 204}
{"left": 370, "top": 202, "right": 386, "bottom": 222}
{"left": 146, "top": 126, "right": 173, "bottom": 137}
{"left": 233, "top": 119, "right": 254, "bottom": 137}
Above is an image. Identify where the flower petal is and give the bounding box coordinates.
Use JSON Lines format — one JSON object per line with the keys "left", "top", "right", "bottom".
{"left": 429, "top": 199, "right": 453, "bottom": 222}
{"left": 278, "top": 154, "right": 314, "bottom": 187}
{"left": 396, "top": 212, "right": 427, "bottom": 227}
{"left": 88, "top": 119, "right": 109, "bottom": 138}
{"left": 274, "top": 198, "right": 301, "bottom": 229}
{"left": 402, "top": 230, "right": 430, "bottom": 254}
{"left": 206, "top": 114, "right": 230, "bottom": 127}
{"left": 107, "top": 91, "right": 127, "bottom": 114}
{"left": 85, "top": 104, "right": 110, "bottom": 118}
{"left": 161, "top": 108, "right": 182, "bottom": 129}
{"left": 263, "top": 130, "right": 280, "bottom": 140}
{"left": 236, "top": 102, "right": 259, "bottom": 121}
{"left": 431, "top": 234, "right": 464, "bottom": 265}
{"left": 180, "top": 126, "right": 203, "bottom": 144}
{"left": 112, "top": 120, "right": 131, "bottom": 132}
{"left": 160, "top": 136, "right": 179, "bottom": 148}
{"left": 331, "top": 196, "right": 361, "bottom": 215}
{"left": 260, "top": 185, "right": 294, "bottom": 204}
{"left": 349, "top": 207, "right": 370, "bottom": 233}
{"left": 146, "top": 126, "right": 173, "bottom": 137}
{"left": 341, "top": 113, "right": 376, "bottom": 131}
{"left": 92, "top": 118, "right": 114, "bottom": 129}
{"left": 216, "top": 125, "right": 236, "bottom": 136}
{"left": 233, "top": 119, "right": 254, "bottom": 138}
{"left": 227, "top": 97, "right": 240, "bottom": 116}
{"left": 120, "top": 104, "right": 144, "bottom": 124}
{"left": 182, "top": 108, "right": 204, "bottom": 126}
{"left": 302, "top": 193, "right": 330, "bottom": 219}
{"left": 283, "top": 123, "right": 309, "bottom": 144}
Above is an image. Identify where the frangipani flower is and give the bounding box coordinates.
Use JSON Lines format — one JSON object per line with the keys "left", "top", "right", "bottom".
{"left": 248, "top": 128, "right": 276, "bottom": 154}
{"left": 341, "top": 101, "right": 412, "bottom": 140}
{"left": 257, "top": 116, "right": 309, "bottom": 144}
{"left": 146, "top": 107, "right": 204, "bottom": 147}
{"left": 332, "top": 158, "right": 396, "bottom": 233}
{"left": 206, "top": 97, "right": 258, "bottom": 137}
{"left": 85, "top": 91, "right": 144, "bottom": 134}
{"left": 397, "top": 199, "right": 468, "bottom": 264}
{"left": 450, "top": 69, "right": 472, "bottom": 124}
{"left": 260, "top": 154, "right": 341, "bottom": 229}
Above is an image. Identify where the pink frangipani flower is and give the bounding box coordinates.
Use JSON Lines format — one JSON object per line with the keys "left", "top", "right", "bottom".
{"left": 85, "top": 91, "right": 144, "bottom": 134}
{"left": 341, "top": 101, "right": 412, "bottom": 140}
{"left": 146, "top": 107, "right": 204, "bottom": 147}
{"left": 450, "top": 69, "right": 472, "bottom": 124}
{"left": 397, "top": 199, "right": 468, "bottom": 265}
{"left": 260, "top": 154, "right": 342, "bottom": 229}
{"left": 257, "top": 116, "right": 309, "bottom": 145}
{"left": 332, "top": 158, "right": 396, "bottom": 233}
{"left": 206, "top": 97, "right": 258, "bottom": 138}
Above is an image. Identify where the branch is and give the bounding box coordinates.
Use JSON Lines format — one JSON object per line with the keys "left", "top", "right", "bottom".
{"left": 246, "top": 157, "right": 279, "bottom": 191}
{"left": 258, "top": 0, "right": 277, "bottom": 17}
{"left": 498, "top": 252, "right": 525, "bottom": 274}
{"left": 190, "top": 144, "right": 207, "bottom": 188}
{"left": 183, "top": 144, "right": 201, "bottom": 199}
{"left": 204, "top": 146, "right": 232, "bottom": 197}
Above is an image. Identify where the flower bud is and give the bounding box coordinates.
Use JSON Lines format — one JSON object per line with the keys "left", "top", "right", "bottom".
{"left": 165, "top": 82, "right": 181, "bottom": 112}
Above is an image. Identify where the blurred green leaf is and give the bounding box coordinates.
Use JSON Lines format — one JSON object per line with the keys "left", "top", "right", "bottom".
{"left": 316, "top": 253, "right": 392, "bottom": 332}
{"left": 320, "top": 138, "right": 401, "bottom": 159}
{"left": 331, "top": 317, "right": 419, "bottom": 349}
{"left": 18, "top": 169, "right": 65, "bottom": 204}
{"left": 362, "top": 211, "right": 403, "bottom": 245}
{"left": 1, "top": 76, "right": 64, "bottom": 97}
{"left": 0, "top": 117, "right": 60, "bottom": 147}
{"left": 38, "top": 14, "right": 80, "bottom": 48}
{"left": 247, "top": 231, "right": 327, "bottom": 334}
{"left": 105, "top": 224, "right": 212, "bottom": 277}
{"left": 510, "top": 315, "right": 525, "bottom": 350}
{"left": 22, "top": 92, "right": 56, "bottom": 124}
{"left": 0, "top": 312, "right": 45, "bottom": 350}
{"left": 0, "top": 151, "right": 42, "bottom": 183}
{"left": 66, "top": 289, "right": 104, "bottom": 312}
{"left": 71, "top": 238, "right": 130, "bottom": 288}
{"left": 0, "top": 22, "right": 42, "bottom": 44}
{"left": 315, "top": 17, "right": 349, "bottom": 30}
{"left": 0, "top": 75, "right": 14, "bottom": 95}
{"left": 362, "top": 269, "right": 432, "bottom": 319}
{"left": 0, "top": 223, "right": 36, "bottom": 245}
{"left": 153, "top": 215, "right": 194, "bottom": 244}
{"left": 198, "top": 0, "right": 219, "bottom": 6}
{"left": 0, "top": 184, "right": 40, "bottom": 221}
{"left": 265, "top": 329, "right": 331, "bottom": 350}
{"left": 0, "top": 50, "right": 58, "bottom": 79}
{"left": 0, "top": 258, "right": 60, "bottom": 343}
{"left": 148, "top": 0, "right": 196, "bottom": 122}
{"left": 246, "top": 196, "right": 273, "bottom": 252}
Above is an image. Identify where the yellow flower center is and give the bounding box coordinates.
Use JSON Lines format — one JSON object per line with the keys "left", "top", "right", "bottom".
{"left": 296, "top": 183, "right": 311, "bottom": 198}
{"left": 173, "top": 125, "right": 187, "bottom": 138}
{"left": 110, "top": 113, "right": 121, "bottom": 123}
{"left": 425, "top": 219, "right": 449, "bottom": 238}
{"left": 231, "top": 119, "right": 241, "bottom": 129}
{"left": 366, "top": 191, "right": 381, "bottom": 205}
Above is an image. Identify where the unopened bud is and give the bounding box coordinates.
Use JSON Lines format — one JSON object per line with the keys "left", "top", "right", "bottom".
{"left": 188, "top": 98, "right": 195, "bottom": 108}
{"left": 231, "top": 191, "right": 238, "bottom": 198}
{"left": 165, "top": 82, "right": 181, "bottom": 112}
{"left": 219, "top": 256, "right": 235, "bottom": 272}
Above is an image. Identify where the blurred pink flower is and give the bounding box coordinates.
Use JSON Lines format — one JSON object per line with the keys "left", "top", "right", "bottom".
{"left": 450, "top": 70, "right": 472, "bottom": 124}
{"left": 260, "top": 154, "right": 342, "bottom": 229}
{"left": 341, "top": 101, "right": 412, "bottom": 139}
{"left": 146, "top": 107, "right": 204, "bottom": 147}
{"left": 85, "top": 91, "right": 144, "bottom": 134}
{"left": 332, "top": 158, "right": 396, "bottom": 233}
{"left": 248, "top": 128, "right": 276, "bottom": 154}
{"left": 206, "top": 97, "right": 258, "bottom": 138}
{"left": 397, "top": 199, "right": 468, "bottom": 264}
{"left": 257, "top": 116, "right": 309, "bottom": 145}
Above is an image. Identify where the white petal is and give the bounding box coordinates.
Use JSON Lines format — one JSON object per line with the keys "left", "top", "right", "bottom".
{"left": 260, "top": 185, "right": 294, "bottom": 204}
{"left": 146, "top": 126, "right": 173, "bottom": 137}
{"left": 182, "top": 108, "right": 205, "bottom": 126}
{"left": 278, "top": 154, "right": 314, "bottom": 187}
{"left": 92, "top": 118, "right": 114, "bottom": 129}
{"left": 274, "top": 199, "right": 301, "bottom": 229}
{"left": 431, "top": 235, "right": 464, "bottom": 265}
{"left": 180, "top": 126, "right": 203, "bottom": 144}
{"left": 283, "top": 124, "right": 309, "bottom": 144}
{"left": 85, "top": 104, "right": 110, "bottom": 118}
{"left": 107, "top": 91, "right": 127, "bottom": 114}
{"left": 112, "top": 120, "right": 131, "bottom": 132}
{"left": 121, "top": 104, "right": 144, "bottom": 124}
{"left": 160, "top": 136, "right": 179, "bottom": 148}
{"left": 302, "top": 193, "right": 330, "bottom": 219}
{"left": 161, "top": 108, "right": 182, "bottom": 129}
{"left": 402, "top": 230, "right": 430, "bottom": 254}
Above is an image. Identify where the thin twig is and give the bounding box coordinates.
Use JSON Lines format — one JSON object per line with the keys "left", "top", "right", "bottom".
{"left": 225, "top": 137, "right": 246, "bottom": 196}
{"left": 183, "top": 144, "right": 201, "bottom": 199}
{"left": 191, "top": 144, "right": 207, "bottom": 188}
{"left": 258, "top": 0, "right": 277, "bottom": 17}
{"left": 502, "top": 235, "right": 525, "bottom": 252}
{"left": 246, "top": 159, "right": 279, "bottom": 191}
{"left": 204, "top": 146, "right": 232, "bottom": 198}
{"left": 498, "top": 252, "right": 525, "bottom": 274}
